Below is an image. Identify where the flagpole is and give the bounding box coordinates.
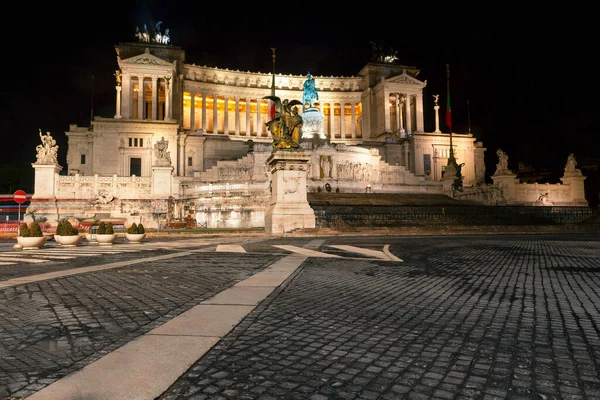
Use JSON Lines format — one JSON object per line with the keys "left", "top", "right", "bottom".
{"left": 268, "top": 48, "right": 276, "bottom": 121}
{"left": 446, "top": 64, "right": 455, "bottom": 163}
{"left": 467, "top": 98, "right": 471, "bottom": 134}
{"left": 271, "top": 48, "right": 276, "bottom": 97}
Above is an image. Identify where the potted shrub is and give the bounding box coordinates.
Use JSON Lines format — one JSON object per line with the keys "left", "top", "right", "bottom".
{"left": 17, "top": 222, "right": 47, "bottom": 249}
{"left": 54, "top": 220, "right": 82, "bottom": 247}
{"left": 125, "top": 222, "right": 146, "bottom": 243}
{"left": 96, "top": 221, "right": 117, "bottom": 245}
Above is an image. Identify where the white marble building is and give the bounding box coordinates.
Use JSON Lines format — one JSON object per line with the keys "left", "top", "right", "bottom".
{"left": 28, "top": 31, "right": 586, "bottom": 229}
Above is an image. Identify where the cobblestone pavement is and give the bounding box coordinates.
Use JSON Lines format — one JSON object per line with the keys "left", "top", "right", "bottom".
{"left": 1, "top": 233, "right": 600, "bottom": 399}
{"left": 0, "top": 241, "right": 286, "bottom": 399}
{"left": 157, "top": 234, "right": 600, "bottom": 400}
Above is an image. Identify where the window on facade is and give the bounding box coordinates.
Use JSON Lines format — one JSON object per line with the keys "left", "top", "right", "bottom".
{"left": 441, "top": 166, "right": 446, "bottom": 178}
{"left": 130, "top": 158, "right": 141, "bottom": 176}
{"left": 188, "top": 157, "right": 193, "bottom": 166}
{"left": 128, "top": 137, "right": 145, "bottom": 147}
{"left": 80, "top": 154, "right": 86, "bottom": 164}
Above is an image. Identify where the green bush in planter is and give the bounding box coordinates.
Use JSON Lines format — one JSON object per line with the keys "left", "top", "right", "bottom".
{"left": 29, "top": 222, "right": 43, "bottom": 237}
{"left": 127, "top": 222, "right": 146, "bottom": 234}
{"left": 127, "top": 223, "right": 139, "bottom": 234}
{"left": 97, "top": 222, "right": 107, "bottom": 234}
{"left": 56, "top": 221, "right": 64, "bottom": 236}
{"left": 106, "top": 222, "right": 114, "bottom": 234}
{"left": 19, "top": 223, "right": 30, "bottom": 237}
{"left": 61, "top": 221, "right": 79, "bottom": 236}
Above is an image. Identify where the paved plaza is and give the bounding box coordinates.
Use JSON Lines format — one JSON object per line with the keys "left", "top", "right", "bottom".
{"left": 0, "top": 233, "right": 599, "bottom": 399}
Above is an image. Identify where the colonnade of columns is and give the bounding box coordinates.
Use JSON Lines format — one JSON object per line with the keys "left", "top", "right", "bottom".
{"left": 385, "top": 92, "right": 424, "bottom": 134}
{"left": 184, "top": 92, "right": 362, "bottom": 140}
{"left": 116, "top": 73, "right": 173, "bottom": 121}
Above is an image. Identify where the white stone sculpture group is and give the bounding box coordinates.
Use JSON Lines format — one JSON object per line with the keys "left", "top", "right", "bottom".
{"left": 35, "top": 129, "right": 59, "bottom": 165}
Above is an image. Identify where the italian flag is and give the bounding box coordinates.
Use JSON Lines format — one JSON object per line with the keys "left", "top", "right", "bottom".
{"left": 269, "top": 99, "right": 276, "bottom": 120}
{"left": 446, "top": 63, "right": 452, "bottom": 132}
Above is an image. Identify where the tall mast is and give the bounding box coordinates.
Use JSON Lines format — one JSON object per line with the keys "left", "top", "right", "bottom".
{"left": 271, "top": 48, "right": 276, "bottom": 97}
{"left": 446, "top": 64, "right": 454, "bottom": 163}
{"left": 467, "top": 98, "right": 471, "bottom": 134}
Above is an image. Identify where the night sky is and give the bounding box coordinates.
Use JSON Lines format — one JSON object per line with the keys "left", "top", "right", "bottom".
{"left": 2, "top": 3, "right": 598, "bottom": 187}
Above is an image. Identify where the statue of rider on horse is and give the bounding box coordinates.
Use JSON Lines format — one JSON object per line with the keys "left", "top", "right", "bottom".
{"left": 302, "top": 72, "right": 319, "bottom": 109}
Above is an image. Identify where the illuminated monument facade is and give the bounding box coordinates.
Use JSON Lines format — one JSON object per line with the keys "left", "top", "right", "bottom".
{"left": 29, "top": 27, "right": 587, "bottom": 228}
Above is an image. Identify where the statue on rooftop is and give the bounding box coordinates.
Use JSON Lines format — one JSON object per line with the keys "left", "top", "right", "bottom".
{"left": 135, "top": 22, "right": 171, "bottom": 45}
{"left": 35, "top": 129, "right": 59, "bottom": 165}
{"left": 496, "top": 149, "right": 509, "bottom": 173}
{"left": 565, "top": 153, "right": 577, "bottom": 172}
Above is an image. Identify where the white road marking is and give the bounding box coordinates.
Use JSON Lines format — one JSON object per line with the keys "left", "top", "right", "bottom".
{"left": 216, "top": 245, "right": 246, "bottom": 253}
{"left": 273, "top": 245, "right": 342, "bottom": 258}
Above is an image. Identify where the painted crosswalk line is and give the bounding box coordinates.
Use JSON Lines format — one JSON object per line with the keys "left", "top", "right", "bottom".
{"left": 272, "top": 245, "right": 343, "bottom": 258}
{"left": 216, "top": 245, "right": 247, "bottom": 253}
{"left": 327, "top": 244, "right": 403, "bottom": 262}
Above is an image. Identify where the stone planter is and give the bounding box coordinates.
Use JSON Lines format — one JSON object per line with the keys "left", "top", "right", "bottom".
{"left": 17, "top": 236, "right": 47, "bottom": 249}
{"left": 96, "top": 234, "right": 117, "bottom": 246}
{"left": 125, "top": 233, "right": 146, "bottom": 243}
{"left": 54, "top": 235, "right": 82, "bottom": 247}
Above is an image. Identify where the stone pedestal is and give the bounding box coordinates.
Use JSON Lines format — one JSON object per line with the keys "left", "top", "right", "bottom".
{"left": 301, "top": 107, "right": 327, "bottom": 145}
{"left": 32, "top": 164, "right": 62, "bottom": 199}
{"left": 492, "top": 172, "right": 518, "bottom": 204}
{"left": 152, "top": 166, "right": 174, "bottom": 196}
{"left": 561, "top": 171, "right": 587, "bottom": 205}
{"left": 30, "top": 163, "right": 62, "bottom": 222}
{"left": 265, "top": 151, "right": 315, "bottom": 234}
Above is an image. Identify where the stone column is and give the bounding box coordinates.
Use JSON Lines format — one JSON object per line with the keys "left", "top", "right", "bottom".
{"left": 395, "top": 94, "right": 401, "bottom": 133}
{"left": 434, "top": 105, "right": 441, "bottom": 133}
{"left": 265, "top": 151, "right": 315, "bottom": 234}
{"left": 151, "top": 76, "right": 158, "bottom": 120}
{"left": 114, "top": 86, "right": 122, "bottom": 119}
{"left": 340, "top": 102, "right": 346, "bottom": 139}
{"left": 405, "top": 94, "right": 412, "bottom": 133}
{"left": 212, "top": 94, "right": 218, "bottom": 133}
{"left": 122, "top": 73, "right": 131, "bottom": 118}
{"left": 245, "top": 98, "right": 251, "bottom": 136}
{"left": 399, "top": 99, "right": 404, "bottom": 134}
{"left": 189, "top": 92, "right": 196, "bottom": 131}
{"left": 163, "top": 75, "right": 173, "bottom": 121}
{"left": 178, "top": 134, "right": 185, "bottom": 177}
{"left": 351, "top": 102, "right": 356, "bottom": 139}
{"left": 234, "top": 97, "right": 240, "bottom": 135}
{"left": 329, "top": 102, "right": 335, "bottom": 139}
{"left": 165, "top": 84, "right": 172, "bottom": 121}
{"left": 137, "top": 75, "right": 145, "bottom": 120}
{"left": 201, "top": 93, "right": 207, "bottom": 133}
{"left": 256, "top": 98, "right": 262, "bottom": 136}
{"left": 384, "top": 92, "right": 391, "bottom": 132}
{"left": 224, "top": 97, "right": 229, "bottom": 134}
{"left": 415, "top": 93, "right": 424, "bottom": 132}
